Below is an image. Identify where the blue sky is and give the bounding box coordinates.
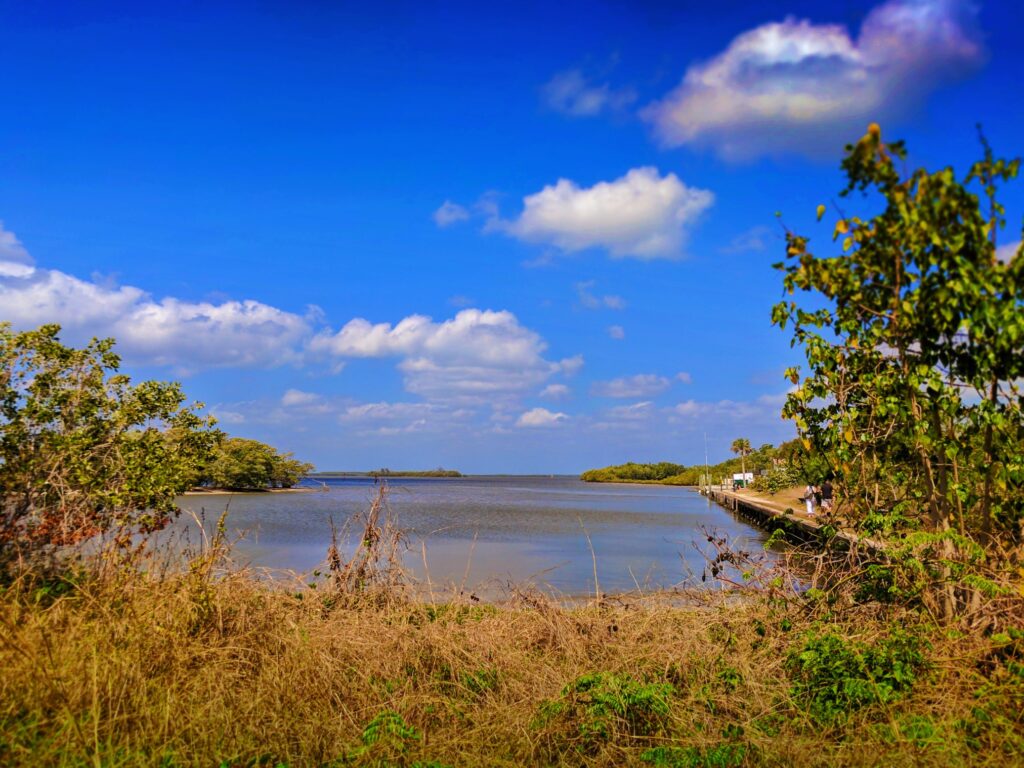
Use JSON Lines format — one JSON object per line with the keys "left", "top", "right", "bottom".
{"left": 2, "top": 0, "right": 1022, "bottom": 472}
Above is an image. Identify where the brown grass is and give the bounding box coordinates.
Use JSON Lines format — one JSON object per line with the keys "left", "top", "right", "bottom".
{"left": 0, "top": 492, "right": 1021, "bottom": 766}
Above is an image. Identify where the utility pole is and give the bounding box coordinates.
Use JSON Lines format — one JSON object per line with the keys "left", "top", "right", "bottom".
{"left": 704, "top": 432, "right": 710, "bottom": 495}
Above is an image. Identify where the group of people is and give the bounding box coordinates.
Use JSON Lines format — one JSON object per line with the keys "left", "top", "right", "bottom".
{"left": 802, "top": 480, "right": 833, "bottom": 516}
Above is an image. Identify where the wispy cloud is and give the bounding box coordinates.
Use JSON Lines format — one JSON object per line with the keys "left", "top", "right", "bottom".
{"left": 433, "top": 200, "right": 470, "bottom": 227}
{"left": 540, "top": 383, "right": 571, "bottom": 399}
{"left": 541, "top": 68, "right": 636, "bottom": 117}
{"left": 575, "top": 280, "right": 626, "bottom": 310}
{"left": 592, "top": 374, "right": 671, "bottom": 398}
{"left": 721, "top": 225, "right": 774, "bottom": 254}
{"left": 643, "top": 0, "right": 984, "bottom": 159}
{"left": 607, "top": 325, "right": 626, "bottom": 340}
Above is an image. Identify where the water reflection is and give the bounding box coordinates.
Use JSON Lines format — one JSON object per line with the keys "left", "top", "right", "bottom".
{"left": 173, "top": 476, "right": 778, "bottom": 596}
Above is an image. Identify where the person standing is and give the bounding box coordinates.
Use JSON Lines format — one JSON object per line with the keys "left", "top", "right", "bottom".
{"left": 803, "top": 483, "right": 817, "bottom": 516}
{"left": 821, "top": 479, "right": 834, "bottom": 512}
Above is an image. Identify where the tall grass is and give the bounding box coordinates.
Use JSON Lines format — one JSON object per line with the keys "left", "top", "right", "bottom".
{"left": 0, "top": 488, "right": 1021, "bottom": 766}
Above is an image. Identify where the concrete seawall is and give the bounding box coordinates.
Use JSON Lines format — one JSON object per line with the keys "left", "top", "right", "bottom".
{"left": 699, "top": 486, "right": 885, "bottom": 554}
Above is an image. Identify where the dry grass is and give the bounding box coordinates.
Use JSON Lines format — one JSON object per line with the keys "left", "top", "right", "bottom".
{"left": 0, "top": 491, "right": 1021, "bottom": 766}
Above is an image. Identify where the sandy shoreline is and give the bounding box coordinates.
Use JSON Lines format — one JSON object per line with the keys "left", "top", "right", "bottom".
{"left": 182, "top": 486, "right": 322, "bottom": 496}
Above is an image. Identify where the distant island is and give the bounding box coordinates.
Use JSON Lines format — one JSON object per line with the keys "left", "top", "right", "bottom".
{"left": 311, "top": 468, "right": 463, "bottom": 478}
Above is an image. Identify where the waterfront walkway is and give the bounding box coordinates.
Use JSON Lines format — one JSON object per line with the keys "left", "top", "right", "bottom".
{"left": 700, "top": 486, "right": 885, "bottom": 553}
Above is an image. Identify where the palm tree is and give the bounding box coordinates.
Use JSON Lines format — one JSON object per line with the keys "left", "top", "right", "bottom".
{"left": 731, "top": 438, "right": 752, "bottom": 487}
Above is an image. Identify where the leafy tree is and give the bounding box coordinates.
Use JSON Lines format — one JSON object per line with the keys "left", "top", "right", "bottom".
{"left": 205, "top": 437, "right": 313, "bottom": 490}
{"left": 0, "top": 324, "right": 218, "bottom": 562}
{"left": 730, "top": 438, "right": 752, "bottom": 482}
{"left": 773, "top": 124, "right": 1023, "bottom": 620}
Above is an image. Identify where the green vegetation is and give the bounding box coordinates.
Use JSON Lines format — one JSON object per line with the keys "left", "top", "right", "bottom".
{"left": 729, "top": 438, "right": 752, "bottom": 482}
{"left": 0, "top": 323, "right": 218, "bottom": 564}
{"left": 581, "top": 441, "right": 810, "bottom": 488}
{"left": 312, "top": 468, "right": 463, "bottom": 478}
{"left": 580, "top": 462, "right": 687, "bottom": 483}
{"left": 786, "top": 627, "right": 927, "bottom": 724}
{"left": 775, "top": 124, "right": 1024, "bottom": 622}
{"left": 369, "top": 468, "right": 462, "bottom": 478}
{"left": 200, "top": 436, "right": 314, "bottom": 490}
{"left": 0, "top": 323, "right": 312, "bottom": 573}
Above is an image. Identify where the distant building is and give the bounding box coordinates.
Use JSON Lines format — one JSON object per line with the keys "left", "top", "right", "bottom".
{"left": 732, "top": 472, "right": 754, "bottom": 488}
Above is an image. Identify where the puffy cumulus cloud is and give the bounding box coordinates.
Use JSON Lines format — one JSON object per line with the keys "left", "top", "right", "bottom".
{"left": 0, "top": 259, "right": 311, "bottom": 370}
{"left": 592, "top": 374, "right": 671, "bottom": 398}
{"left": 312, "top": 309, "right": 546, "bottom": 368}
{"left": 433, "top": 200, "right": 470, "bottom": 227}
{"left": 676, "top": 372, "right": 693, "bottom": 384}
{"left": 493, "top": 167, "right": 713, "bottom": 260}
{"left": 644, "top": 0, "right": 984, "bottom": 159}
{"left": 311, "top": 309, "right": 577, "bottom": 406}
{"left": 608, "top": 325, "right": 626, "bottom": 340}
{"left": 541, "top": 69, "right": 636, "bottom": 117}
{"left": 540, "top": 383, "right": 571, "bottom": 399}
{"left": 516, "top": 407, "right": 568, "bottom": 428}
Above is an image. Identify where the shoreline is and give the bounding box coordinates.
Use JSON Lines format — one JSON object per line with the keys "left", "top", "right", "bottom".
{"left": 182, "top": 486, "right": 321, "bottom": 496}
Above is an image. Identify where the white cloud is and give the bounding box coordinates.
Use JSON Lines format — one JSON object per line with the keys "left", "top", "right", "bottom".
{"left": 644, "top": 0, "right": 984, "bottom": 159}
{"left": 540, "top": 383, "right": 570, "bottom": 399}
{"left": 996, "top": 240, "right": 1020, "bottom": 264}
{"left": 281, "top": 389, "right": 323, "bottom": 407}
{"left": 0, "top": 254, "right": 311, "bottom": 370}
{"left": 721, "top": 226, "right": 773, "bottom": 254}
{"left": 608, "top": 325, "right": 626, "bottom": 340}
{"left": 433, "top": 200, "right": 470, "bottom": 227}
{"left": 541, "top": 69, "right": 636, "bottom": 117}
{"left": 607, "top": 401, "right": 654, "bottom": 420}
{"left": 211, "top": 409, "right": 247, "bottom": 425}
{"left": 676, "top": 372, "right": 693, "bottom": 384}
{"left": 558, "top": 354, "right": 585, "bottom": 376}
{"left": 670, "top": 390, "right": 793, "bottom": 425}
{"left": 592, "top": 374, "right": 670, "bottom": 398}
{"left": 311, "top": 309, "right": 546, "bottom": 368}
{"left": 493, "top": 167, "right": 713, "bottom": 260}
{"left": 575, "top": 280, "right": 626, "bottom": 310}
{"left": 311, "top": 309, "right": 575, "bottom": 406}
{"left": 516, "top": 407, "right": 568, "bottom": 428}
{"left": 0, "top": 221, "right": 34, "bottom": 276}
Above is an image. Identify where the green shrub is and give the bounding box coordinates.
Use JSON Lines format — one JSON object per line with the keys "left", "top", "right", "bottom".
{"left": 640, "top": 743, "right": 747, "bottom": 768}
{"left": 341, "top": 711, "right": 451, "bottom": 767}
{"left": 786, "top": 629, "right": 927, "bottom": 724}
{"left": 535, "top": 672, "right": 675, "bottom": 751}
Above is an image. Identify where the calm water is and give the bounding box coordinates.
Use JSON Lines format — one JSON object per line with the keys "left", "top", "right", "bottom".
{"left": 174, "top": 476, "right": 776, "bottom": 596}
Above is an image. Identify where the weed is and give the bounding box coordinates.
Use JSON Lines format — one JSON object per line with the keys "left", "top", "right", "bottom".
{"left": 640, "top": 743, "right": 748, "bottom": 767}
{"left": 535, "top": 672, "right": 675, "bottom": 752}
{"left": 786, "top": 628, "right": 927, "bottom": 724}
